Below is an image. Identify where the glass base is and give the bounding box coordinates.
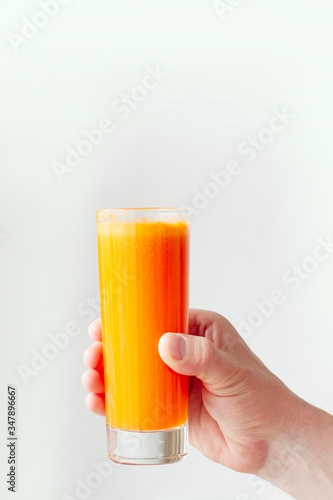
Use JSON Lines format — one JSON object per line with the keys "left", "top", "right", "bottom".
{"left": 106, "top": 423, "right": 188, "bottom": 465}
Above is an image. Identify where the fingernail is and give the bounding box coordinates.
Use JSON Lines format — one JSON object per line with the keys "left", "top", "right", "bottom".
{"left": 166, "top": 333, "right": 187, "bottom": 360}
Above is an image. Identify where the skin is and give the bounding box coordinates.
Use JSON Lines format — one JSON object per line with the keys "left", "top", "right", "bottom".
{"left": 82, "top": 309, "right": 333, "bottom": 499}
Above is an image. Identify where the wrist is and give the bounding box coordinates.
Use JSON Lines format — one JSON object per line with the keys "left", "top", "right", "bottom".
{"left": 258, "top": 388, "right": 333, "bottom": 499}
{"left": 258, "top": 390, "right": 308, "bottom": 481}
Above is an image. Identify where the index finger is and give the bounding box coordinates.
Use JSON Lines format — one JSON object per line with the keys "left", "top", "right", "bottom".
{"left": 88, "top": 318, "right": 102, "bottom": 341}
{"left": 188, "top": 308, "right": 245, "bottom": 354}
{"left": 188, "top": 309, "right": 223, "bottom": 337}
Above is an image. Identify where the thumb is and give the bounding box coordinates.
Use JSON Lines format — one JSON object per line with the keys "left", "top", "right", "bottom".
{"left": 158, "top": 332, "right": 237, "bottom": 393}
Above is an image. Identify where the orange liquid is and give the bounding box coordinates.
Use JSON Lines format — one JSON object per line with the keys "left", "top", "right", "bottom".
{"left": 97, "top": 220, "right": 189, "bottom": 431}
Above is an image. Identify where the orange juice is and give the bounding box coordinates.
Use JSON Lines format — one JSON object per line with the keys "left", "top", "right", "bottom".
{"left": 97, "top": 213, "right": 189, "bottom": 433}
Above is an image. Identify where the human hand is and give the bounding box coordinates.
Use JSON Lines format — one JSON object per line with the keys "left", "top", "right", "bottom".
{"left": 82, "top": 309, "right": 333, "bottom": 499}
{"left": 82, "top": 309, "right": 296, "bottom": 471}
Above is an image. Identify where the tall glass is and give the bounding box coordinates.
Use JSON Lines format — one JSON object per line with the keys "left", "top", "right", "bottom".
{"left": 96, "top": 208, "right": 190, "bottom": 465}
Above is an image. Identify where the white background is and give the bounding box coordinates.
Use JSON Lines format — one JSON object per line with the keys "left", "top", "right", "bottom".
{"left": 1, "top": 1, "right": 333, "bottom": 499}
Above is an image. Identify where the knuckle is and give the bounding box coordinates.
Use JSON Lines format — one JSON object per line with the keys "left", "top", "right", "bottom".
{"left": 194, "top": 337, "right": 215, "bottom": 371}
{"left": 204, "top": 317, "right": 243, "bottom": 353}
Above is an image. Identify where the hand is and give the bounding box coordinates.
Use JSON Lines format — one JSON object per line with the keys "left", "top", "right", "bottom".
{"left": 82, "top": 309, "right": 295, "bottom": 471}
{"left": 82, "top": 309, "right": 333, "bottom": 499}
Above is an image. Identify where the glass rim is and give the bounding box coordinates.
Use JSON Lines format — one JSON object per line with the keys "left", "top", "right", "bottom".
{"left": 96, "top": 207, "right": 186, "bottom": 215}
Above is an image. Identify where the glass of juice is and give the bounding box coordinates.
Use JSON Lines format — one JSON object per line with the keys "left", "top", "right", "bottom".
{"left": 96, "top": 208, "right": 190, "bottom": 465}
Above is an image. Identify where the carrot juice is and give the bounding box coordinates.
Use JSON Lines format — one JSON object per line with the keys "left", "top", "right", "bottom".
{"left": 96, "top": 208, "right": 189, "bottom": 464}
